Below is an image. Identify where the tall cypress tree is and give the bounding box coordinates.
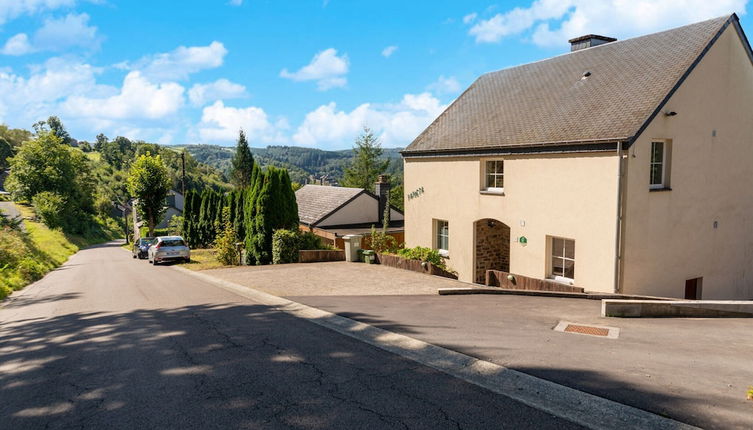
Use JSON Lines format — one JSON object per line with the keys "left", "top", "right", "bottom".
{"left": 244, "top": 170, "right": 265, "bottom": 264}
{"left": 230, "top": 130, "right": 255, "bottom": 188}
{"left": 198, "top": 190, "right": 212, "bottom": 247}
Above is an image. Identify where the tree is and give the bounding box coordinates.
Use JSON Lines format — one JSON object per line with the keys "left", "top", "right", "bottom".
{"left": 45, "top": 116, "right": 73, "bottom": 146}
{"left": 341, "top": 127, "right": 389, "bottom": 189}
{"left": 0, "top": 137, "right": 12, "bottom": 169}
{"left": 127, "top": 153, "right": 171, "bottom": 236}
{"left": 6, "top": 132, "right": 95, "bottom": 232}
{"left": 94, "top": 133, "right": 108, "bottom": 152}
{"left": 230, "top": 130, "right": 255, "bottom": 188}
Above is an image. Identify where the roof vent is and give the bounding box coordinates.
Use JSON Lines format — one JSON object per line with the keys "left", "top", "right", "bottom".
{"left": 568, "top": 34, "right": 617, "bottom": 51}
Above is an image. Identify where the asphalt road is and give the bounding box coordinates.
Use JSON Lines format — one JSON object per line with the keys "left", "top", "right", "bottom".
{"left": 0, "top": 243, "right": 582, "bottom": 430}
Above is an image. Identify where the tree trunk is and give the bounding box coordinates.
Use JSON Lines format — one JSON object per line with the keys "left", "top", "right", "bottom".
{"left": 147, "top": 208, "right": 155, "bottom": 237}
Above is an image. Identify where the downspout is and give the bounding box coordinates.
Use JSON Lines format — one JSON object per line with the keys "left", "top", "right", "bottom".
{"left": 613, "top": 141, "right": 625, "bottom": 294}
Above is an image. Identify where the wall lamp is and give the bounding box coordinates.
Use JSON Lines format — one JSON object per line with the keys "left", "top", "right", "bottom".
{"left": 664, "top": 110, "right": 678, "bottom": 116}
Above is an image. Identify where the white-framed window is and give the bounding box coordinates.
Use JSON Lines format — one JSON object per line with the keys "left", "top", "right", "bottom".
{"left": 550, "top": 237, "right": 575, "bottom": 283}
{"left": 649, "top": 141, "right": 670, "bottom": 189}
{"left": 483, "top": 160, "right": 504, "bottom": 192}
{"left": 434, "top": 219, "right": 449, "bottom": 257}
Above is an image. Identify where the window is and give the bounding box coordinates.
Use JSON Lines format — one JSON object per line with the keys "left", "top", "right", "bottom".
{"left": 483, "top": 160, "right": 504, "bottom": 192}
{"left": 550, "top": 237, "right": 575, "bottom": 282}
{"left": 649, "top": 141, "right": 670, "bottom": 189}
{"left": 434, "top": 220, "right": 449, "bottom": 256}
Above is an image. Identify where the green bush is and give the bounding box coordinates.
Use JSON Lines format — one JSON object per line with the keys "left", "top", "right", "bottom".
{"left": 32, "top": 191, "right": 67, "bottom": 229}
{"left": 369, "top": 225, "right": 398, "bottom": 253}
{"left": 214, "top": 207, "right": 238, "bottom": 265}
{"left": 0, "top": 227, "right": 25, "bottom": 267}
{"left": 17, "top": 258, "right": 45, "bottom": 282}
{"left": 272, "top": 229, "right": 301, "bottom": 264}
{"left": 396, "top": 246, "right": 445, "bottom": 268}
{"left": 299, "top": 231, "right": 326, "bottom": 250}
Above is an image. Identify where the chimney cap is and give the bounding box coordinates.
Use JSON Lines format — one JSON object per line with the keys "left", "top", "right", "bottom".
{"left": 376, "top": 174, "right": 390, "bottom": 184}
{"left": 568, "top": 34, "right": 617, "bottom": 44}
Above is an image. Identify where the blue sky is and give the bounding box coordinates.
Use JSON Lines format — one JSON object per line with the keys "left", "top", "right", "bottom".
{"left": 0, "top": 0, "right": 749, "bottom": 149}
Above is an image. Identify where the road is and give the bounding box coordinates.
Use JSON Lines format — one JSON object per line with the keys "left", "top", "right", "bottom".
{"left": 0, "top": 242, "right": 581, "bottom": 430}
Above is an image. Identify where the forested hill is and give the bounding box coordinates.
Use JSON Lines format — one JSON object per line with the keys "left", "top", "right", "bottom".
{"left": 175, "top": 144, "right": 404, "bottom": 185}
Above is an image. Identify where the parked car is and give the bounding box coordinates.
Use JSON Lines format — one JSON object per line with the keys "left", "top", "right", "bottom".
{"left": 148, "top": 236, "right": 190, "bottom": 265}
{"left": 132, "top": 237, "right": 155, "bottom": 259}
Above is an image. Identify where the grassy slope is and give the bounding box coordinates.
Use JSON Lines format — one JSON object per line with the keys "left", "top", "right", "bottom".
{"left": 0, "top": 203, "right": 122, "bottom": 299}
{"left": 178, "top": 248, "right": 229, "bottom": 271}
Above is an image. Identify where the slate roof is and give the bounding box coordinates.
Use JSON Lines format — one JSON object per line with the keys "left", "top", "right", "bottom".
{"left": 296, "top": 184, "right": 365, "bottom": 225}
{"left": 404, "top": 15, "right": 737, "bottom": 155}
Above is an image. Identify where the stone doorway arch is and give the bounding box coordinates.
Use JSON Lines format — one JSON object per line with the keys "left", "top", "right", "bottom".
{"left": 474, "top": 218, "right": 511, "bottom": 284}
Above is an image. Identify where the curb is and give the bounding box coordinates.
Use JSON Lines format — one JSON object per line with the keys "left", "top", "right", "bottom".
{"left": 172, "top": 265, "right": 698, "bottom": 430}
{"left": 438, "top": 287, "right": 676, "bottom": 301}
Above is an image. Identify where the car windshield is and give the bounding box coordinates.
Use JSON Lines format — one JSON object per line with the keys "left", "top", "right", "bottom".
{"left": 139, "top": 239, "right": 153, "bottom": 246}
{"left": 161, "top": 239, "right": 185, "bottom": 247}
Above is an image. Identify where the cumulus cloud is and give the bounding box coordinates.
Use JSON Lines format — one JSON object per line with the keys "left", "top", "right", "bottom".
{"left": 119, "top": 41, "right": 228, "bottom": 81}
{"left": 427, "top": 75, "right": 461, "bottom": 95}
{"left": 467, "top": 0, "right": 747, "bottom": 46}
{"left": 280, "top": 48, "right": 349, "bottom": 90}
{"left": 463, "top": 13, "right": 477, "bottom": 24}
{"left": 198, "top": 101, "right": 288, "bottom": 143}
{"left": 1, "top": 34, "right": 34, "bottom": 55}
{"left": 292, "top": 92, "right": 446, "bottom": 148}
{"left": 188, "top": 79, "right": 247, "bottom": 107}
{"left": 0, "top": 0, "right": 86, "bottom": 25}
{"left": 63, "top": 71, "right": 185, "bottom": 120}
{"left": 381, "top": 45, "right": 398, "bottom": 58}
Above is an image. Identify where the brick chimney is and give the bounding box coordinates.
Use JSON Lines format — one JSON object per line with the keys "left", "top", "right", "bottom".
{"left": 568, "top": 34, "right": 616, "bottom": 51}
{"left": 375, "top": 174, "right": 390, "bottom": 225}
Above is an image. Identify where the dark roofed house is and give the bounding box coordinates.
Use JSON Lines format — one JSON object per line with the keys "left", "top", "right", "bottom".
{"left": 402, "top": 14, "right": 753, "bottom": 300}
{"left": 296, "top": 176, "right": 404, "bottom": 249}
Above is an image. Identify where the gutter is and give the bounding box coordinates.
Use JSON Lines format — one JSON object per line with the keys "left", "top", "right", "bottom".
{"left": 613, "top": 141, "right": 626, "bottom": 294}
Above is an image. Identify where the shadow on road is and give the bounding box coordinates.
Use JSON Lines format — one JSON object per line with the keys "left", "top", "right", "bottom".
{"left": 1, "top": 292, "right": 82, "bottom": 309}
{"left": 0, "top": 303, "right": 590, "bottom": 430}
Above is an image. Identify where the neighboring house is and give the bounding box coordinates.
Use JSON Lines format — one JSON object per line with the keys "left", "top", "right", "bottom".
{"left": 402, "top": 14, "right": 753, "bottom": 300}
{"left": 155, "top": 190, "right": 184, "bottom": 229}
{"left": 296, "top": 177, "right": 404, "bottom": 249}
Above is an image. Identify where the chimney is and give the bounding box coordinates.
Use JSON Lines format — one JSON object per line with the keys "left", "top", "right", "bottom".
{"left": 568, "top": 34, "right": 616, "bottom": 52}
{"left": 375, "top": 174, "right": 391, "bottom": 225}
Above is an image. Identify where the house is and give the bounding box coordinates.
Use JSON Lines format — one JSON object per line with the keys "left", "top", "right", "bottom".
{"left": 296, "top": 176, "right": 404, "bottom": 249}
{"left": 402, "top": 14, "right": 753, "bottom": 300}
{"left": 155, "top": 190, "right": 184, "bottom": 229}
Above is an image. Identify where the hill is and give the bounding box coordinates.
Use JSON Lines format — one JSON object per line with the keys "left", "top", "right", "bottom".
{"left": 175, "top": 144, "right": 404, "bottom": 185}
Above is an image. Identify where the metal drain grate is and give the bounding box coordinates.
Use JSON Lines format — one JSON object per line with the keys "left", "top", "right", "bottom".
{"left": 553, "top": 321, "right": 620, "bottom": 339}
{"left": 564, "top": 324, "right": 609, "bottom": 337}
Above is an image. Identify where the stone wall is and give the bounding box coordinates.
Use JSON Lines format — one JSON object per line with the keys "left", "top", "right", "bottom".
{"left": 474, "top": 219, "right": 510, "bottom": 284}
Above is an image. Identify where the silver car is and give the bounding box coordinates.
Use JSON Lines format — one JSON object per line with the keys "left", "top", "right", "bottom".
{"left": 148, "top": 236, "right": 190, "bottom": 265}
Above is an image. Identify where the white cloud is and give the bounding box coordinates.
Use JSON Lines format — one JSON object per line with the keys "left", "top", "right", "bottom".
{"left": 198, "top": 101, "right": 288, "bottom": 143}
{"left": 188, "top": 79, "right": 247, "bottom": 107}
{"left": 0, "top": 0, "right": 85, "bottom": 25}
{"left": 228, "top": 0, "right": 242, "bottom": 5}
{"left": 427, "top": 75, "right": 461, "bottom": 95}
{"left": 1, "top": 13, "right": 100, "bottom": 55}
{"left": 463, "top": 12, "right": 477, "bottom": 24}
{"left": 63, "top": 71, "right": 184, "bottom": 120}
{"left": 468, "top": 0, "right": 748, "bottom": 46}
{"left": 120, "top": 41, "right": 228, "bottom": 81}
{"left": 1, "top": 34, "right": 33, "bottom": 55}
{"left": 381, "top": 45, "right": 398, "bottom": 58}
{"left": 292, "top": 92, "right": 446, "bottom": 148}
{"left": 280, "top": 48, "right": 349, "bottom": 90}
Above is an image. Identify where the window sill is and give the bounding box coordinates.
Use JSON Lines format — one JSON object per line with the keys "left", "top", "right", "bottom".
{"left": 649, "top": 187, "right": 672, "bottom": 192}
{"left": 480, "top": 189, "right": 505, "bottom": 196}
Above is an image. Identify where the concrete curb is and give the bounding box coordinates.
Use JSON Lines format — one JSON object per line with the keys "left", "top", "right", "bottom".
{"left": 439, "top": 286, "right": 676, "bottom": 301}
{"left": 173, "top": 265, "right": 698, "bottom": 430}
{"left": 603, "top": 299, "right": 753, "bottom": 317}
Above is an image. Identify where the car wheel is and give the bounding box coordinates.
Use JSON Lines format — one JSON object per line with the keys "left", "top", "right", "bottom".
{"left": 184, "top": 257, "right": 190, "bottom": 263}
{"left": 132, "top": 254, "right": 136, "bottom": 259}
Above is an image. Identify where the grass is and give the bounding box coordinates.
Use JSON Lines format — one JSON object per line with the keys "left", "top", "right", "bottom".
{"left": 178, "top": 248, "right": 232, "bottom": 271}
{"left": 0, "top": 202, "right": 122, "bottom": 300}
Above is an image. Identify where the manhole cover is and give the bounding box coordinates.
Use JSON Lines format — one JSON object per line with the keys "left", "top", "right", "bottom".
{"left": 554, "top": 321, "right": 619, "bottom": 339}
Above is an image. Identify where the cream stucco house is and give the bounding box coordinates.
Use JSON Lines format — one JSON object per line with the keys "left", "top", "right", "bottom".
{"left": 402, "top": 14, "right": 753, "bottom": 300}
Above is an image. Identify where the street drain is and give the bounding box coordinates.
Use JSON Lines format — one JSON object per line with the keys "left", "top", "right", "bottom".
{"left": 554, "top": 321, "right": 619, "bottom": 339}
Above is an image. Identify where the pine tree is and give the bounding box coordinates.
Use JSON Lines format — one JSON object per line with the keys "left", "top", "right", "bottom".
{"left": 230, "top": 130, "right": 255, "bottom": 188}
{"left": 341, "top": 127, "right": 389, "bottom": 190}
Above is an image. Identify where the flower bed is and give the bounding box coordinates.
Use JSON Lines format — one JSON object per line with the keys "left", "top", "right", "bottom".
{"left": 376, "top": 253, "right": 458, "bottom": 279}
{"left": 299, "top": 249, "right": 345, "bottom": 263}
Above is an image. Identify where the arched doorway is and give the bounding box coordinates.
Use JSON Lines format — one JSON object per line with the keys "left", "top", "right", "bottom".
{"left": 474, "top": 218, "right": 511, "bottom": 284}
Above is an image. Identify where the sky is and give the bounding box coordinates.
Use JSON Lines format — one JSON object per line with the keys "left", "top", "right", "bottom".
{"left": 0, "top": 0, "right": 749, "bottom": 149}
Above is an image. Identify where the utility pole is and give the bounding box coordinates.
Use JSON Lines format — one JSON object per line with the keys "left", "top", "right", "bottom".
{"left": 181, "top": 151, "right": 186, "bottom": 196}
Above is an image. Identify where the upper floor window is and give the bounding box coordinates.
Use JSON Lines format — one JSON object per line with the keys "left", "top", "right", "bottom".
{"left": 483, "top": 160, "right": 504, "bottom": 192}
{"left": 650, "top": 141, "right": 671, "bottom": 189}
{"left": 434, "top": 219, "right": 449, "bottom": 257}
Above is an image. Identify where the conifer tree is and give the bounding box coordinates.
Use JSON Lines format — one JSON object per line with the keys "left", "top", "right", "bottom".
{"left": 341, "top": 127, "right": 389, "bottom": 189}
{"left": 230, "top": 130, "right": 255, "bottom": 188}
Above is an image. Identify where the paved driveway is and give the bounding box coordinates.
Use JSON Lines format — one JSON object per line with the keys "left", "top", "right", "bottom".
{"left": 203, "top": 261, "right": 461, "bottom": 296}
